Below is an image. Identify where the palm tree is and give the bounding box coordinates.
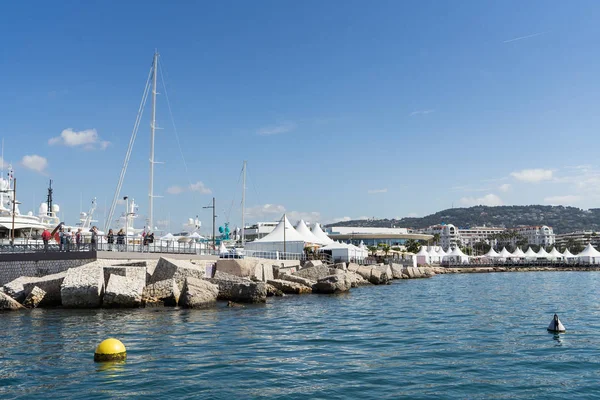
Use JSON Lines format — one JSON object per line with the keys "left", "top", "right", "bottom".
{"left": 379, "top": 243, "right": 391, "bottom": 256}
{"left": 367, "top": 245, "right": 378, "bottom": 256}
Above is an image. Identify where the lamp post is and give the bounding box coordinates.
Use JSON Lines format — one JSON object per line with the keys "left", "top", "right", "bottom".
{"left": 123, "top": 196, "right": 128, "bottom": 252}
{"left": 203, "top": 197, "right": 216, "bottom": 252}
{"left": 10, "top": 178, "right": 18, "bottom": 246}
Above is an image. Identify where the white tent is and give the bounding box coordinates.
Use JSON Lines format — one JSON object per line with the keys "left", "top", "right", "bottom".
{"left": 189, "top": 232, "right": 204, "bottom": 240}
{"left": 512, "top": 247, "right": 526, "bottom": 258}
{"left": 416, "top": 246, "right": 431, "bottom": 265}
{"left": 359, "top": 240, "right": 367, "bottom": 250}
{"left": 436, "top": 247, "right": 447, "bottom": 257}
{"left": 311, "top": 223, "right": 335, "bottom": 245}
{"left": 484, "top": 247, "right": 499, "bottom": 258}
{"left": 319, "top": 241, "right": 367, "bottom": 262}
{"left": 160, "top": 233, "right": 176, "bottom": 241}
{"left": 427, "top": 246, "right": 440, "bottom": 263}
{"left": 524, "top": 247, "right": 538, "bottom": 259}
{"left": 562, "top": 248, "right": 577, "bottom": 259}
{"left": 498, "top": 247, "right": 513, "bottom": 259}
{"left": 444, "top": 247, "right": 470, "bottom": 264}
{"left": 577, "top": 244, "right": 600, "bottom": 264}
{"left": 244, "top": 214, "right": 306, "bottom": 254}
{"left": 548, "top": 247, "right": 563, "bottom": 260}
{"left": 295, "top": 220, "right": 326, "bottom": 245}
{"left": 219, "top": 242, "right": 228, "bottom": 255}
{"left": 536, "top": 247, "right": 550, "bottom": 259}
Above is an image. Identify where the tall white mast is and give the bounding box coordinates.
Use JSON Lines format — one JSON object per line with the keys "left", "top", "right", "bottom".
{"left": 241, "top": 160, "right": 247, "bottom": 246}
{"left": 149, "top": 50, "right": 159, "bottom": 233}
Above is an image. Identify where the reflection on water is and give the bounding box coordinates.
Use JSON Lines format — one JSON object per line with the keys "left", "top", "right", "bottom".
{"left": 1, "top": 272, "right": 600, "bottom": 399}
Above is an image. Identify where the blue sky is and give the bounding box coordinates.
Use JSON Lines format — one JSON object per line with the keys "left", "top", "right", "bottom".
{"left": 2, "top": 1, "right": 600, "bottom": 232}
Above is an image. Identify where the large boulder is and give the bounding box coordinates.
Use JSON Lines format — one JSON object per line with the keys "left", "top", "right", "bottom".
{"left": 0, "top": 292, "right": 24, "bottom": 311}
{"left": 355, "top": 266, "right": 390, "bottom": 285}
{"left": 405, "top": 266, "right": 423, "bottom": 279}
{"left": 295, "top": 264, "right": 331, "bottom": 281}
{"left": 279, "top": 274, "right": 315, "bottom": 288}
{"left": 389, "top": 264, "right": 405, "bottom": 279}
{"left": 333, "top": 262, "right": 347, "bottom": 271}
{"left": 179, "top": 277, "right": 219, "bottom": 308}
{"left": 346, "top": 271, "right": 369, "bottom": 287}
{"left": 373, "top": 265, "right": 394, "bottom": 281}
{"left": 347, "top": 263, "right": 360, "bottom": 272}
{"left": 61, "top": 264, "right": 104, "bottom": 308}
{"left": 304, "top": 260, "right": 323, "bottom": 269}
{"left": 216, "top": 258, "right": 261, "bottom": 278}
{"left": 262, "top": 264, "right": 274, "bottom": 282}
{"left": 22, "top": 271, "right": 67, "bottom": 307}
{"left": 206, "top": 272, "right": 267, "bottom": 303}
{"left": 143, "top": 279, "right": 180, "bottom": 306}
{"left": 149, "top": 258, "right": 205, "bottom": 291}
{"left": 267, "top": 279, "right": 312, "bottom": 294}
{"left": 23, "top": 286, "right": 47, "bottom": 309}
{"left": 103, "top": 274, "right": 144, "bottom": 308}
{"left": 312, "top": 274, "right": 352, "bottom": 294}
{"left": 265, "top": 283, "right": 284, "bottom": 297}
{"left": 2, "top": 276, "right": 38, "bottom": 303}
{"left": 103, "top": 266, "right": 147, "bottom": 288}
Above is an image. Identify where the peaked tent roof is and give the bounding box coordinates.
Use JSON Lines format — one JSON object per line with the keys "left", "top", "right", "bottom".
{"left": 295, "top": 220, "right": 325, "bottom": 244}
{"left": 562, "top": 248, "right": 576, "bottom": 258}
{"left": 189, "top": 232, "right": 204, "bottom": 239}
{"left": 524, "top": 247, "right": 538, "bottom": 258}
{"left": 219, "top": 242, "right": 228, "bottom": 254}
{"left": 548, "top": 247, "right": 564, "bottom": 258}
{"left": 254, "top": 215, "right": 306, "bottom": 243}
{"left": 577, "top": 243, "right": 600, "bottom": 257}
{"left": 499, "top": 247, "right": 513, "bottom": 258}
{"left": 160, "top": 233, "right": 175, "bottom": 241}
{"left": 484, "top": 247, "right": 499, "bottom": 258}
{"left": 512, "top": 247, "right": 526, "bottom": 257}
{"left": 416, "top": 246, "right": 430, "bottom": 256}
{"left": 448, "top": 246, "right": 469, "bottom": 257}
{"left": 534, "top": 247, "right": 549, "bottom": 258}
{"left": 311, "top": 223, "right": 335, "bottom": 244}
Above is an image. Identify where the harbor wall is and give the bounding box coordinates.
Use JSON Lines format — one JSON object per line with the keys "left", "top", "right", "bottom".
{"left": 0, "top": 252, "right": 97, "bottom": 286}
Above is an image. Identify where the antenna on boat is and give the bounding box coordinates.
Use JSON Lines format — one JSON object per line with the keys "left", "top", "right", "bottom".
{"left": 241, "top": 160, "right": 247, "bottom": 247}
{"left": 47, "top": 179, "right": 53, "bottom": 217}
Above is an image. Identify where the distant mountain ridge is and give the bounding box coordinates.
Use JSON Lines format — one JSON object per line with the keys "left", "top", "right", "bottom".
{"left": 326, "top": 205, "right": 600, "bottom": 234}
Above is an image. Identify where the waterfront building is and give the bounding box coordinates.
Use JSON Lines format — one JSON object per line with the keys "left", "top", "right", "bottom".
{"left": 457, "top": 226, "right": 504, "bottom": 248}
{"left": 243, "top": 222, "right": 279, "bottom": 241}
{"left": 419, "top": 224, "right": 461, "bottom": 249}
{"left": 554, "top": 231, "right": 600, "bottom": 250}
{"left": 509, "top": 225, "right": 555, "bottom": 247}
{"left": 327, "top": 226, "right": 432, "bottom": 247}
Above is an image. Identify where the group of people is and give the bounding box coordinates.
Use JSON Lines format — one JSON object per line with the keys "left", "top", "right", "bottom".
{"left": 40, "top": 225, "right": 156, "bottom": 252}
{"left": 105, "top": 229, "right": 155, "bottom": 252}
{"left": 41, "top": 226, "right": 84, "bottom": 252}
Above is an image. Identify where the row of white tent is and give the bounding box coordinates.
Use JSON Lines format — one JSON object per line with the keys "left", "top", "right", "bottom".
{"left": 416, "top": 244, "right": 600, "bottom": 265}
{"left": 243, "top": 215, "right": 369, "bottom": 261}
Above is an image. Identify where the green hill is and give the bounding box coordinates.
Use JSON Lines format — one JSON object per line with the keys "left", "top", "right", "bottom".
{"left": 326, "top": 205, "right": 600, "bottom": 234}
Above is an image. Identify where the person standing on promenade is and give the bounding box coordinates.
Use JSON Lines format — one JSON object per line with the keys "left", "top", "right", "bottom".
{"left": 76, "top": 228, "right": 82, "bottom": 250}
{"left": 59, "top": 227, "right": 65, "bottom": 251}
{"left": 90, "top": 226, "right": 98, "bottom": 251}
{"left": 107, "top": 229, "right": 115, "bottom": 251}
{"left": 65, "top": 228, "right": 72, "bottom": 252}
{"left": 117, "top": 229, "right": 125, "bottom": 251}
{"left": 41, "top": 228, "right": 51, "bottom": 252}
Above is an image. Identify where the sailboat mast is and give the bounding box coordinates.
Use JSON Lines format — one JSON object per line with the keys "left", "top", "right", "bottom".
{"left": 149, "top": 50, "right": 158, "bottom": 233}
{"left": 241, "top": 160, "right": 247, "bottom": 246}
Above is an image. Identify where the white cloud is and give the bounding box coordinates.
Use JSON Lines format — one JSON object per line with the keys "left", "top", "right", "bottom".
{"left": 167, "top": 185, "right": 184, "bottom": 195}
{"left": 0, "top": 157, "right": 8, "bottom": 170}
{"left": 459, "top": 193, "right": 503, "bottom": 207}
{"left": 257, "top": 122, "right": 296, "bottom": 136}
{"left": 409, "top": 109, "right": 434, "bottom": 116}
{"left": 166, "top": 181, "right": 212, "bottom": 195}
{"left": 544, "top": 195, "right": 581, "bottom": 205}
{"left": 499, "top": 183, "right": 511, "bottom": 192}
{"left": 287, "top": 211, "right": 321, "bottom": 224}
{"left": 189, "top": 181, "right": 212, "bottom": 194}
{"left": 510, "top": 168, "right": 553, "bottom": 183}
{"left": 21, "top": 155, "right": 48, "bottom": 174}
{"left": 368, "top": 188, "right": 388, "bottom": 194}
{"left": 49, "top": 128, "right": 110, "bottom": 150}
{"left": 244, "top": 203, "right": 320, "bottom": 224}
{"left": 245, "top": 204, "right": 286, "bottom": 218}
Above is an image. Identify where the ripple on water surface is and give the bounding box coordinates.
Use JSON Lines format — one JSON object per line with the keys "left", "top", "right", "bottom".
{"left": 2, "top": 272, "right": 600, "bottom": 399}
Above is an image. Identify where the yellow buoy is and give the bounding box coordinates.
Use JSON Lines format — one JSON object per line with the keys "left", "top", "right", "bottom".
{"left": 94, "top": 338, "right": 127, "bottom": 362}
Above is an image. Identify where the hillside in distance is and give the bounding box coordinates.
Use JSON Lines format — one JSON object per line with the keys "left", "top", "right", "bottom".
{"left": 327, "top": 205, "right": 600, "bottom": 234}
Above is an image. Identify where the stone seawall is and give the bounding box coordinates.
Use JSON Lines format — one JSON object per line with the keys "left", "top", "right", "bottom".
{"left": 0, "top": 259, "right": 98, "bottom": 286}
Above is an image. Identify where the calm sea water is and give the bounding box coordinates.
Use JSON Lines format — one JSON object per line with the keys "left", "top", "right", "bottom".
{"left": 2, "top": 272, "right": 600, "bottom": 399}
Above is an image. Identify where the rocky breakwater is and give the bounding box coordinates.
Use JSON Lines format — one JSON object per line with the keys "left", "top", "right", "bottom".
{"left": 0, "top": 256, "right": 438, "bottom": 312}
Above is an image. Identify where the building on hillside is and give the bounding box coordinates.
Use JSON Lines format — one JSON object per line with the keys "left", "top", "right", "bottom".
{"left": 419, "top": 224, "right": 461, "bottom": 249}
{"left": 458, "top": 226, "right": 505, "bottom": 248}
{"left": 509, "top": 225, "right": 555, "bottom": 247}
{"left": 555, "top": 231, "right": 600, "bottom": 250}
{"left": 243, "top": 222, "right": 278, "bottom": 241}
{"left": 326, "top": 226, "right": 432, "bottom": 247}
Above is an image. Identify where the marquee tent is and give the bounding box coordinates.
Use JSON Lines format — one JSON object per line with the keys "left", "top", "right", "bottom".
{"left": 416, "top": 246, "right": 431, "bottom": 265}
{"left": 524, "top": 247, "right": 538, "bottom": 260}
{"left": 484, "top": 247, "right": 499, "bottom": 258}
{"left": 536, "top": 247, "right": 551, "bottom": 258}
{"left": 311, "top": 223, "right": 335, "bottom": 245}
{"left": 244, "top": 214, "right": 306, "bottom": 254}
{"left": 548, "top": 247, "right": 564, "bottom": 260}
{"left": 160, "top": 233, "right": 176, "bottom": 242}
{"left": 576, "top": 244, "right": 600, "bottom": 264}
{"left": 295, "top": 220, "right": 326, "bottom": 245}
{"left": 512, "top": 247, "right": 526, "bottom": 258}
{"left": 562, "top": 248, "right": 577, "bottom": 259}
{"left": 319, "top": 241, "right": 367, "bottom": 262}
{"left": 498, "top": 247, "right": 513, "bottom": 259}
{"left": 444, "top": 247, "right": 470, "bottom": 264}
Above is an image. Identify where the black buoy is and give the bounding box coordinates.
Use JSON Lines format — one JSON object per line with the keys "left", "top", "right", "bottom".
{"left": 547, "top": 313, "right": 566, "bottom": 333}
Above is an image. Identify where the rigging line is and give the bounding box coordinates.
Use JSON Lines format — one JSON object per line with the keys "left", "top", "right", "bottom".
{"left": 158, "top": 61, "right": 194, "bottom": 190}
{"left": 246, "top": 169, "right": 261, "bottom": 207}
{"left": 226, "top": 168, "right": 244, "bottom": 223}
{"left": 105, "top": 64, "right": 153, "bottom": 232}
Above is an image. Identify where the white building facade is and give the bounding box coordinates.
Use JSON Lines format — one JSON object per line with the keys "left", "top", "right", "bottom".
{"left": 510, "top": 225, "right": 555, "bottom": 247}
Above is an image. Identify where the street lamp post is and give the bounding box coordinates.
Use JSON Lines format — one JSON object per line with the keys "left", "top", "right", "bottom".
{"left": 123, "top": 196, "right": 128, "bottom": 252}
{"left": 203, "top": 197, "right": 216, "bottom": 253}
